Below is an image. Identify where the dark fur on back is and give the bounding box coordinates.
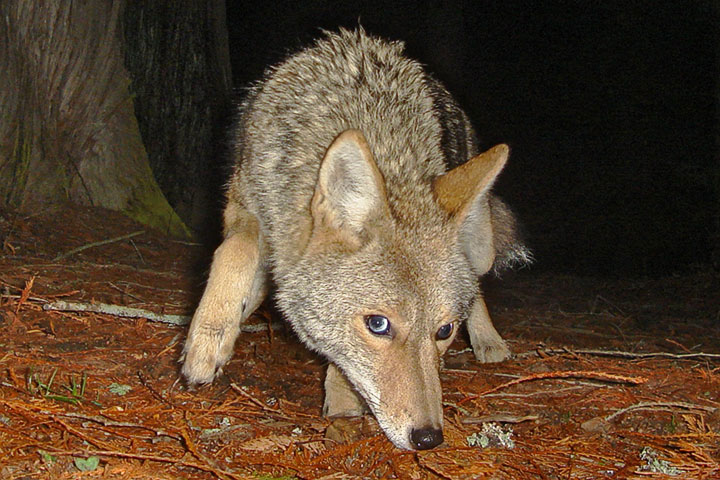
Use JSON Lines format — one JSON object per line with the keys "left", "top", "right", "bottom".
{"left": 424, "top": 75, "right": 479, "bottom": 170}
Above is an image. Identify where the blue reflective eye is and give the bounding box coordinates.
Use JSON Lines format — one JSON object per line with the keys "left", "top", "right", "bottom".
{"left": 365, "top": 315, "right": 391, "bottom": 336}
{"left": 436, "top": 323, "right": 454, "bottom": 340}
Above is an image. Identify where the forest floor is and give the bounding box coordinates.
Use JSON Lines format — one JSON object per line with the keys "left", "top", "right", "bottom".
{"left": 1, "top": 205, "right": 719, "bottom": 479}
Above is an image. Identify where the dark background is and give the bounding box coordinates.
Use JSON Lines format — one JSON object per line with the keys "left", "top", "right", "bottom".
{"left": 224, "top": 1, "right": 718, "bottom": 276}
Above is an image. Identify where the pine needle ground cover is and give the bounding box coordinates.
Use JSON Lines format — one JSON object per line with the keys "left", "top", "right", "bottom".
{"left": 1, "top": 206, "right": 718, "bottom": 479}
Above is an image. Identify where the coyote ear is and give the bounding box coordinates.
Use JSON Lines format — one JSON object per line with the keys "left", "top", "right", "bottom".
{"left": 433, "top": 144, "right": 509, "bottom": 275}
{"left": 433, "top": 144, "right": 509, "bottom": 219}
{"left": 311, "top": 129, "right": 389, "bottom": 237}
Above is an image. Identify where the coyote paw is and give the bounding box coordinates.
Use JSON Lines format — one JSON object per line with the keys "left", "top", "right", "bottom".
{"left": 181, "top": 327, "right": 235, "bottom": 385}
{"left": 472, "top": 338, "right": 511, "bottom": 363}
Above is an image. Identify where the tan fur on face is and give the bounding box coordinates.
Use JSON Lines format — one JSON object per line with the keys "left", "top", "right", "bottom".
{"left": 337, "top": 310, "right": 459, "bottom": 449}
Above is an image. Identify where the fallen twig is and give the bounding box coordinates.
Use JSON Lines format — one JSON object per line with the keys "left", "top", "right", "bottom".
{"left": 42, "top": 300, "right": 282, "bottom": 333}
{"left": 43, "top": 300, "right": 190, "bottom": 325}
{"left": 482, "top": 384, "right": 588, "bottom": 398}
{"left": 520, "top": 347, "right": 720, "bottom": 360}
{"left": 108, "top": 281, "right": 145, "bottom": 302}
{"left": 0, "top": 398, "right": 182, "bottom": 442}
{"left": 605, "top": 401, "right": 716, "bottom": 422}
{"left": 230, "top": 383, "right": 283, "bottom": 413}
{"left": 46, "top": 449, "right": 242, "bottom": 480}
{"left": 0, "top": 293, "right": 47, "bottom": 303}
{"left": 53, "top": 417, "right": 115, "bottom": 450}
{"left": 60, "top": 410, "right": 180, "bottom": 440}
{"left": 460, "top": 370, "right": 647, "bottom": 404}
{"left": 138, "top": 371, "right": 176, "bottom": 407}
{"left": 53, "top": 230, "right": 145, "bottom": 261}
{"left": 229, "top": 383, "right": 316, "bottom": 420}
{"left": 462, "top": 414, "right": 539, "bottom": 424}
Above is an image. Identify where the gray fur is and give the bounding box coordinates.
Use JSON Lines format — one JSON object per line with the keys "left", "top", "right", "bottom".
{"left": 183, "top": 28, "right": 530, "bottom": 450}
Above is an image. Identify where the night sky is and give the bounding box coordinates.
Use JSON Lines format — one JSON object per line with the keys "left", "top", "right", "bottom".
{"left": 225, "top": 1, "right": 717, "bottom": 276}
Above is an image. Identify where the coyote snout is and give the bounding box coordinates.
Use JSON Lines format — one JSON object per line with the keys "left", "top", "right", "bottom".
{"left": 181, "top": 28, "right": 530, "bottom": 450}
{"left": 323, "top": 309, "right": 452, "bottom": 450}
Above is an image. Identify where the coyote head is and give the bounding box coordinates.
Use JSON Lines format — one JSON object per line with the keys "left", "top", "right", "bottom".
{"left": 276, "top": 130, "right": 526, "bottom": 449}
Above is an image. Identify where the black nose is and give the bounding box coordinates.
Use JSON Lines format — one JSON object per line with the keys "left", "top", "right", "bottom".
{"left": 410, "top": 427, "right": 444, "bottom": 450}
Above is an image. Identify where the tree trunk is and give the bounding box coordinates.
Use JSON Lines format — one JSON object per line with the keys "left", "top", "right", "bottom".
{"left": 715, "top": 1, "right": 720, "bottom": 269}
{"left": 123, "top": 0, "right": 233, "bottom": 230}
{"left": 0, "top": 0, "right": 188, "bottom": 237}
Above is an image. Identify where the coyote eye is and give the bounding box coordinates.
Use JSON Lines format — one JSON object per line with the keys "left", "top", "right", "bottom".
{"left": 365, "top": 315, "right": 391, "bottom": 336}
{"left": 436, "top": 322, "right": 454, "bottom": 340}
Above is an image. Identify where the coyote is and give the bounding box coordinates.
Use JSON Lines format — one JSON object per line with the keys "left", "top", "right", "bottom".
{"left": 182, "top": 28, "right": 530, "bottom": 450}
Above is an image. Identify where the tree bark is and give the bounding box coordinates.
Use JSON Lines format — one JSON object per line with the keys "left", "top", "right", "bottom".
{"left": 715, "top": 0, "right": 720, "bottom": 269}
{"left": 123, "top": 0, "right": 233, "bottom": 230}
{"left": 0, "top": 0, "right": 188, "bottom": 237}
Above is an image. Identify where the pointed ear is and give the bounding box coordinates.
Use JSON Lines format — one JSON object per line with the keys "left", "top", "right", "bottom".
{"left": 311, "top": 129, "right": 389, "bottom": 238}
{"left": 433, "top": 144, "right": 509, "bottom": 220}
{"left": 433, "top": 144, "right": 510, "bottom": 275}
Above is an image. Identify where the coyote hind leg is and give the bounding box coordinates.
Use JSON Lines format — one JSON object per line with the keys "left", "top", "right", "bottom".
{"left": 181, "top": 209, "right": 267, "bottom": 384}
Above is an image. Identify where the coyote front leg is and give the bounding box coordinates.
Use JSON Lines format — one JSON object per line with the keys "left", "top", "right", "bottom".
{"left": 182, "top": 211, "right": 267, "bottom": 384}
{"left": 467, "top": 294, "right": 511, "bottom": 363}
